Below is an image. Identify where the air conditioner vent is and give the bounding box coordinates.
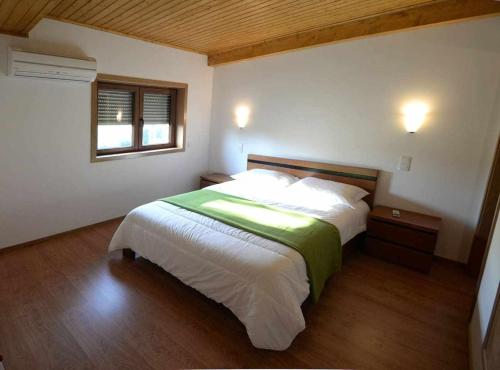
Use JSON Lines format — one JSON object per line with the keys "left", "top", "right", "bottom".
{"left": 7, "top": 47, "right": 97, "bottom": 83}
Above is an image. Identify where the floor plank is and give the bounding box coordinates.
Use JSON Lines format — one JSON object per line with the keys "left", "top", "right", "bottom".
{"left": 0, "top": 220, "right": 474, "bottom": 369}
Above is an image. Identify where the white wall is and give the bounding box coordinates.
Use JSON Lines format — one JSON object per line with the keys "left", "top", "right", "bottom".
{"left": 1, "top": 17, "right": 499, "bottom": 262}
{"left": 208, "top": 17, "right": 500, "bottom": 262}
{"left": 469, "top": 213, "right": 500, "bottom": 370}
{"left": 0, "top": 19, "right": 214, "bottom": 248}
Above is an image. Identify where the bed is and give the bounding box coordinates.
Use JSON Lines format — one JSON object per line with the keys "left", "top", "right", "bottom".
{"left": 109, "top": 154, "right": 379, "bottom": 350}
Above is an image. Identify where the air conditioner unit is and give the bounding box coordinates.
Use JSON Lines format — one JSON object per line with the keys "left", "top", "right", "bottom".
{"left": 7, "top": 47, "right": 97, "bottom": 83}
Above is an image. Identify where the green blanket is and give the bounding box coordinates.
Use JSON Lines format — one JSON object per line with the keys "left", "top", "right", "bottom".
{"left": 160, "top": 189, "right": 342, "bottom": 302}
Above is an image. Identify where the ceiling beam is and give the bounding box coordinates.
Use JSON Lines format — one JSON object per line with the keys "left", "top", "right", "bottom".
{"left": 0, "top": 29, "right": 27, "bottom": 38}
{"left": 207, "top": 0, "right": 500, "bottom": 66}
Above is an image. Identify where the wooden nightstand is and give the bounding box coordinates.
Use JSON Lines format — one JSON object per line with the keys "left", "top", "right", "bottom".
{"left": 364, "top": 206, "right": 441, "bottom": 273}
{"left": 200, "top": 173, "right": 233, "bottom": 189}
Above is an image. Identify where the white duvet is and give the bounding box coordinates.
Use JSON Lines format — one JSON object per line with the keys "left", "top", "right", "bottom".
{"left": 109, "top": 180, "right": 369, "bottom": 350}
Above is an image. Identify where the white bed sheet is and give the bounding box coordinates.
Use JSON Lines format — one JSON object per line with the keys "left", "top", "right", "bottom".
{"left": 109, "top": 180, "right": 369, "bottom": 350}
{"left": 207, "top": 180, "right": 369, "bottom": 245}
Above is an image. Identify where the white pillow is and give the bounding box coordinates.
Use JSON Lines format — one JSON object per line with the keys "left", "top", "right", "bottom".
{"left": 286, "top": 177, "right": 369, "bottom": 208}
{"left": 231, "top": 169, "right": 299, "bottom": 187}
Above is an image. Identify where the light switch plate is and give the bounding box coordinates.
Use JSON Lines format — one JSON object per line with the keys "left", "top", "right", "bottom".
{"left": 398, "top": 155, "right": 412, "bottom": 171}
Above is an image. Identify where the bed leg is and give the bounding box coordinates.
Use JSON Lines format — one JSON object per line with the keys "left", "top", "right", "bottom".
{"left": 122, "top": 248, "right": 136, "bottom": 260}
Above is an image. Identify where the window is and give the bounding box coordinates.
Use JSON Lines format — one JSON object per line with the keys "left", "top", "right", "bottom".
{"left": 91, "top": 75, "right": 186, "bottom": 162}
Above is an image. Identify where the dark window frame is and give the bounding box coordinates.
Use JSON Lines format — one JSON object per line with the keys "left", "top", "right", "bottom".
{"left": 139, "top": 86, "right": 178, "bottom": 152}
{"left": 95, "top": 82, "right": 140, "bottom": 156}
{"left": 91, "top": 74, "right": 187, "bottom": 163}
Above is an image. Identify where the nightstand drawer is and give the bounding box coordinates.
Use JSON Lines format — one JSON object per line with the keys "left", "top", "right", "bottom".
{"left": 367, "top": 219, "right": 437, "bottom": 253}
{"left": 365, "top": 237, "right": 433, "bottom": 272}
{"left": 200, "top": 179, "right": 216, "bottom": 189}
{"left": 200, "top": 173, "right": 233, "bottom": 189}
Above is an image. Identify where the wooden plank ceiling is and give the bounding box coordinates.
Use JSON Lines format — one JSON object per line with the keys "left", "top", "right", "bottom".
{"left": 0, "top": 0, "right": 499, "bottom": 65}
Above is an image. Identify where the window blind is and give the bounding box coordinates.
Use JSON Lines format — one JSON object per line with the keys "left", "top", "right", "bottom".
{"left": 143, "top": 92, "right": 171, "bottom": 125}
{"left": 97, "top": 89, "right": 134, "bottom": 125}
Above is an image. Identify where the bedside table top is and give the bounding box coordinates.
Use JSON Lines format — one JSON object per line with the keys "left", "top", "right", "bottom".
{"left": 370, "top": 206, "right": 441, "bottom": 233}
{"left": 200, "top": 173, "right": 233, "bottom": 183}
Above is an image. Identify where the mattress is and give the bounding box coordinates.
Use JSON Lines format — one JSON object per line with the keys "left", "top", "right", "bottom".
{"left": 109, "top": 180, "right": 369, "bottom": 350}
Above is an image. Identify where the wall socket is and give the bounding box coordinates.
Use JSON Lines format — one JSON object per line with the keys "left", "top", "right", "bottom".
{"left": 398, "top": 155, "right": 412, "bottom": 171}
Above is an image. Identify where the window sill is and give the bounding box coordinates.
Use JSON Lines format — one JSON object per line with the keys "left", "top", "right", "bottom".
{"left": 92, "top": 146, "right": 185, "bottom": 163}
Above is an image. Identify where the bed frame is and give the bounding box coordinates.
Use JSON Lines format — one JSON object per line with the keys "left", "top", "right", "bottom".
{"left": 247, "top": 154, "right": 379, "bottom": 260}
{"left": 123, "top": 154, "right": 379, "bottom": 260}
{"left": 247, "top": 154, "right": 379, "bottom": 208}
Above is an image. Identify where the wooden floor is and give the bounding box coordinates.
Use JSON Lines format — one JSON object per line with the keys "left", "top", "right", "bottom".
{"left": 0, "top": 220, "right": 475, "bottom": 370}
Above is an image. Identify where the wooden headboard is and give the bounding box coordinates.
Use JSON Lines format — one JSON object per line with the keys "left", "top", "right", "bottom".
{"left": 247, "top": 154, "right": 379, "bottom": 208}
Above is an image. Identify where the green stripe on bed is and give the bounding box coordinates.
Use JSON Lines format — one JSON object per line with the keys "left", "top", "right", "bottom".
{"left": 160, "top": 189, "right": 342, "bottom": 302}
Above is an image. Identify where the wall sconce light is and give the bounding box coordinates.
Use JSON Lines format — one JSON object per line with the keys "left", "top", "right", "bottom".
{"left": 402, "top": 101, "right": 429, "bottom": 133}
{"left": 234, "top": 105, "right": 250, "bottom": 129}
